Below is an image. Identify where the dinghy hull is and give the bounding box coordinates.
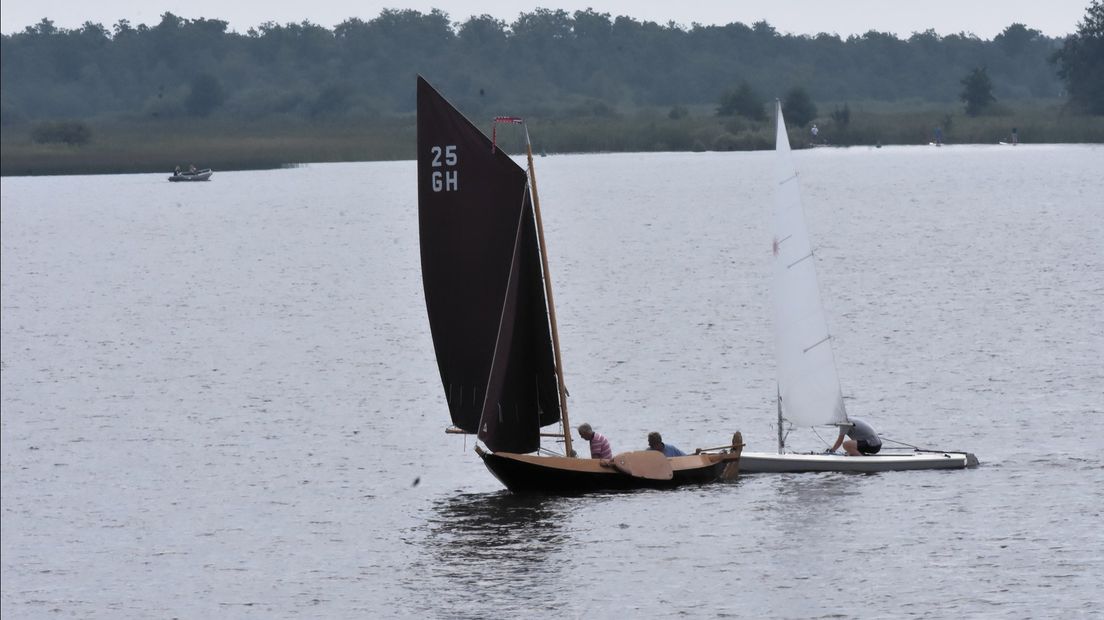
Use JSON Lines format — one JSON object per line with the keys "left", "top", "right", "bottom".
{"left": 740, "top": 450, "right": 978, "bottom": 473}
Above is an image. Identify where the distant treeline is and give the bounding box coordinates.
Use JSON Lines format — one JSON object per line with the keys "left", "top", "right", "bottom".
{"left": 0, "top": 9, "right": 1067, "bottom": 125}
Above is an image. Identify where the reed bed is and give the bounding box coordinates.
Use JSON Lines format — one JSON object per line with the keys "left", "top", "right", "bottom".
{"left": 3, "top": 102, "right": 1101, "bottom": 176}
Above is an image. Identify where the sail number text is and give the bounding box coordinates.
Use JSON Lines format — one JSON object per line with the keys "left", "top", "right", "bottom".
{"left": 430, "top": 145, "right": 458, "bottom": 192}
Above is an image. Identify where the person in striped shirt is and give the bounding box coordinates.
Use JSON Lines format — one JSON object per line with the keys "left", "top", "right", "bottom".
{"left": 577, "top": 423, "right": 613, "bottom": 460}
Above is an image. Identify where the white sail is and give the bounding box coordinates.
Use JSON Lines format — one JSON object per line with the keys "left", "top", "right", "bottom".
{"left": 772, "top": 101, "right": 848, "bottom": 429}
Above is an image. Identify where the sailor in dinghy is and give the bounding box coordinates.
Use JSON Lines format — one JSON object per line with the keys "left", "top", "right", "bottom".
{"left": 737, "top": 100, "right": 977, "bottom": 474}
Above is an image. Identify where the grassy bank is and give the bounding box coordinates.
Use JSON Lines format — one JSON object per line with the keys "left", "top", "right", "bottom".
{"left": 0, "top": 118, "right": 417, "bottom": 176}
{"left": 810, "top": 100, "right": 1104, "bottom": 146}
{"left": 2, "top": 101, "right": 1101, "bottom": 176}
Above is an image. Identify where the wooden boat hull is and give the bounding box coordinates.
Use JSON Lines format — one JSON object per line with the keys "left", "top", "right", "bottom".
{"left": 477, "top": 448, "right": 741, "bottom": 494}
{"left": 740, "top": 450, "right": 978, "bottom": 473}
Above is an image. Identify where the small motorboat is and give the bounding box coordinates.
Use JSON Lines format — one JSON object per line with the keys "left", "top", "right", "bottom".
{"left": 168, "top": 168, "right": 213, "bottom": 182}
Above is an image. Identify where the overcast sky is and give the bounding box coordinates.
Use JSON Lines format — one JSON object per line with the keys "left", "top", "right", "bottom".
{"left": 1, "top": 0, "right": 1089, "bottom": 39}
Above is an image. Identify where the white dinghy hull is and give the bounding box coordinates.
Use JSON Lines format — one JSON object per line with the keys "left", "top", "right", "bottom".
{"left": 740, "top": 450, "right": 978, "bottom": 473}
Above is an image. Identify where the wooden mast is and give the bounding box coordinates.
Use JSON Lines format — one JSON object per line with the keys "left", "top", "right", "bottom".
{"left": 523, "top": 125, "right": 574, "bottom": 459}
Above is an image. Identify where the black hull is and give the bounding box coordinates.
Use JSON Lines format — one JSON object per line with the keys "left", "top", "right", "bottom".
{"left": 478, "top": 450, "right": 740, "bottom": 494}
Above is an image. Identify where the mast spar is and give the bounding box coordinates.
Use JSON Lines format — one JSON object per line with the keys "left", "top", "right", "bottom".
{"left": 777, "top": 386, "right": 785, "bottom": 454}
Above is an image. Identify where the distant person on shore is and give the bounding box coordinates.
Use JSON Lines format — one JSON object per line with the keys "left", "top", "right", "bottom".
{"left": 933, "top": 127, "right": 944, "bottom": 145}
{"left": 578, "top": 423, "right": 613, "bottom": 460}
{"left": 1011, "top": 127, "right": 1019, "bottom": 145}
{"left": 647, "top": 431, "right": 685, "bottom": 457}
{"left": 811, "top": 123, "right": 819, "bottom": 140}
{"left": 827, "top": 417, "right": 882, "bottom": 456}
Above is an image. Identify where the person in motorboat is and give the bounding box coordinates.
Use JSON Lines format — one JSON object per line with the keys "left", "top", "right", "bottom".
{"left": 188, "top": 164, "right": 197, "bottom": 173}
{"left": 578, "top": 423, "right": 613, "bottom": 460}
{"left": 647, "top": 431, "right": 685, "bottom": 457}
{"left": 173, "top": 165, "right": 182, "bottom": 176}
{"left": 827, "top": 417, "right": 882, "bottom": 456}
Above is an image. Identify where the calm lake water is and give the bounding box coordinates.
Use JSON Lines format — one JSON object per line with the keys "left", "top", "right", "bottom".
{"left": 2, "top": 145, "right": 1102, "bottom": 618}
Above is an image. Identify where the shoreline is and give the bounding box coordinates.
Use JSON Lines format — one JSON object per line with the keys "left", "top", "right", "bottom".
{"left": 4, "top": 105, "right": 1102, "bottom": 177}
{"left": 4, "top": 141, "right": 1103, "bottom": 179}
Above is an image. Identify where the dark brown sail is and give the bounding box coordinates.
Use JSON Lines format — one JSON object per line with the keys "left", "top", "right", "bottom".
{"left": 417, "top": 76, "right": 560, "bottom": 454}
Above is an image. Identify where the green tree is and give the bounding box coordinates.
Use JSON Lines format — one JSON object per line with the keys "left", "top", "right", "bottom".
{"left": 995, "top": 23, "right": 1042, "bottom": 55}
{"left": 1052, "top": 0, "right": 1104, "bottom": 114}
{"left": 717, "top": 81, "right": 766, "bottom": 120}
{"left": 782, "top": 87, "right": 816, "bottom": 126}
{"left": 0, "top": 9, "right": 1073, "bottom": 122}
{"left": 308, "top": 83, "right": 352, "bottom": 118}
{"left": 960, "top": 67, "right": 996, "bottom": 116}
{"left": 23, "top": 18, "right": 58, "bottom": 36}
{"left": 185, "top": 73, "right": 225, "bottom": 117}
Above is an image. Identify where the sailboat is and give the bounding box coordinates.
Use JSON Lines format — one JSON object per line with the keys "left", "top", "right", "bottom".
{"left": 739, "top": 101, "right": 978, "bottom": 474}
{"left": 417, "top": 76, "right": 743, "bottom": 493}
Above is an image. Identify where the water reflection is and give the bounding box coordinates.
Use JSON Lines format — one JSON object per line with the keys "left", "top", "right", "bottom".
{"left": 759, "top": 473, "right": 860, "bottom": 534}
{"left": 428, "top": 491, "right": 569, "bottom": 559}
{"left": 769, "top": 472, "right": 858, "bottom": 502}
{"left": 414, "top": 491, "right": 572, "bottom": 614}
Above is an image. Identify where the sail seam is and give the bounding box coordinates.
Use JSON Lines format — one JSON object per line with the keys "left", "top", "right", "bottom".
{"left": 788, "top": 252, "right": 814, "bottom": 269}
{"left": 803, "top": 335, "right": 831, "bottom": 353}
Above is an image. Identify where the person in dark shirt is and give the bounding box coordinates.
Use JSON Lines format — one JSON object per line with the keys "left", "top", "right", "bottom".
{"left": 828, "top": 417, "right": 882, "bottom": 455}
{"left": 647, "top": 431, "right": 685, "bottom": 457}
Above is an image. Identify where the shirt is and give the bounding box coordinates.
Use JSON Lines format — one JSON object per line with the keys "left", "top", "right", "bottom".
{"left": 652, "top": 443, "right": 686, "bottom": 457}
{"left": 589, "top": 432, "right": 613, "bottom": 459}
{"left": 845, "top": 417, "right": 880, "bottom": 446}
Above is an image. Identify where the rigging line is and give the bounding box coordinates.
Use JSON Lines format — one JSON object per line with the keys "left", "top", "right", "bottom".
{"left": 815, "top": 424, "right": 859, "bottom": 449}
{"left": 779, "top": 172, "right": 799, "bottom": 185}
{"left": 881, "top": 436, "right": 922, "bottom": 449}
{"left": 882, "top": 437, "right": 971, "bottom": 455}
{"left": 811, "top": 426, "right": 833, "bottom": 448}
{"left": 475, "top": 182, "right": 530, "bottom": 443}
